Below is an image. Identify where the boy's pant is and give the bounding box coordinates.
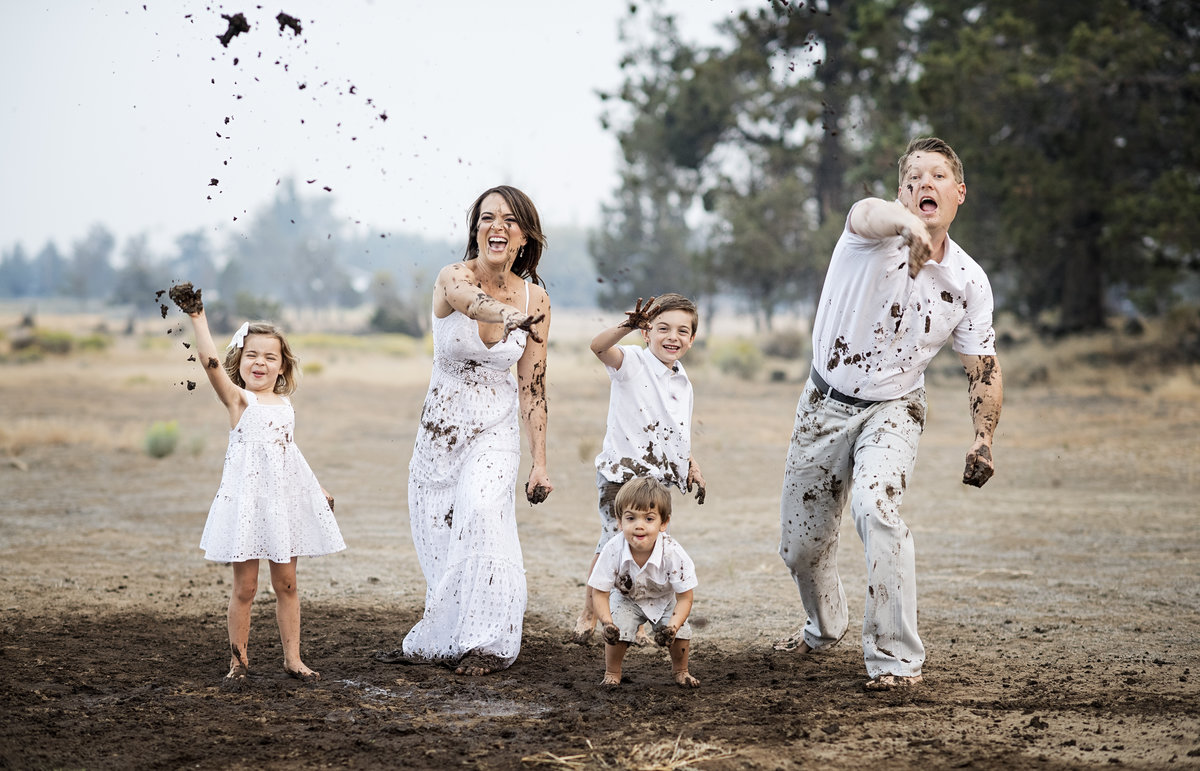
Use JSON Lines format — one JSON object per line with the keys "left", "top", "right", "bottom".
{"left": 608, "top": 591, "right": 692, "bottom": 643}
{"left": 594, "top": 471, "right": 626, "bottom": 553}
{"left": 778, "top": 380, "right": 927, "bottom": 678}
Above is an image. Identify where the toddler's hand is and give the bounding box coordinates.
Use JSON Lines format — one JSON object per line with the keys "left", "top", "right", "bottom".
{"left": 602, "top": 623, "right": 621, "bottom": 645}
{"left": 654, "top": 625, "right": 678, "bottom": 647}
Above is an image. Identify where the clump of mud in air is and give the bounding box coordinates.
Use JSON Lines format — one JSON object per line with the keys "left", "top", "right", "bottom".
{"left": 526, "top": 484, "right": 550, "bottom": 505}
{"left": 217, "top": 13, "right": 250, "bottom": 47}
{"left": 168, "top": 283, "right": 204, "bottom": 315}
{"left": 276, "top": 12, "right": 302, "bottom": 36}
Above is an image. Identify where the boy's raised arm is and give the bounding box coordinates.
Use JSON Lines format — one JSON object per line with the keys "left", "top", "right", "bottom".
{"left": 591, "top": 296, "right": 659, "bottom": 370}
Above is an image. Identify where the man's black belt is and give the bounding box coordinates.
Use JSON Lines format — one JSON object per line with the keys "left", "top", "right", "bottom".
{"left": 809, "top": 368, "right": 879, "bottom": 409}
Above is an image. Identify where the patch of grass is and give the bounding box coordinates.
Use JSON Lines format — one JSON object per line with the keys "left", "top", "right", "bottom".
{"left": 292, "top": 333, "right": 420, "bottom": 357}
{"left": 709, "top": 339, "right": 764, "bottom": 381}
{"left": 143, "top": 420, "right": 180, "bottom": 459}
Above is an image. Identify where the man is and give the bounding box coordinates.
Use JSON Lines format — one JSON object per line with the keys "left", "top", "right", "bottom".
{"left": 776, "top": 137, "right": 1003, "bottom": 691}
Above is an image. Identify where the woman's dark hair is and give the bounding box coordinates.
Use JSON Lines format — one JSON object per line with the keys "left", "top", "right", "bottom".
{"left": 464, "top": 185, "right": 547, "bottom": 287}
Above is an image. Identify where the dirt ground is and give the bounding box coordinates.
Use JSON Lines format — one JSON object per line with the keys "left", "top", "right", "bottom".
{"left": 2, "top": 313, "right": 1199, "bottom": 770}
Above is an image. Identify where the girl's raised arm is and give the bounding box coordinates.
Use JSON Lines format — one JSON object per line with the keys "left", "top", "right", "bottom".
{"left": 169, "top": 284, "right": 243, "bottom": 420}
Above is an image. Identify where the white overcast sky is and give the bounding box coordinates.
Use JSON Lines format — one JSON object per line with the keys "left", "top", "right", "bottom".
{"left": 1, "top": 1, "right": 755, "bottom": 257}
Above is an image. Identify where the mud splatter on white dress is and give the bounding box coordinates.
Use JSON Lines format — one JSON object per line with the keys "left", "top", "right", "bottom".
{"left": 403, "top": 291, "right": 530, "bottom": 669}
{"left": 199, "top": 389, "right": 345, "bottom": 563}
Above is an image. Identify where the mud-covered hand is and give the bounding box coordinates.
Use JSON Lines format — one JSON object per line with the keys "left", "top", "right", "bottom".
{"left": 685, "top": 460, "right": 706, "bottom": 505}
{"left": 901, "top": 223, "right": 933, "bottom": 278}
{"left": 502, "top": 312, "right": 546, "bottom": 344}
{"left": 654, "top": 624, "right": 678, "bottom": 647}
{"left": 620, "top": 296, "right": 659, "bottom": 330}
{"left": 602, "top": 623, "right": 621, "bottom": 645}
{"left": 525, "top": 468, "right": 553, "bottom": 506}
{"left": 167, "top": 282, "right": 204, "bottom": 315}
{"left": 962, "top": 440, "right": 994, "bottom": 488}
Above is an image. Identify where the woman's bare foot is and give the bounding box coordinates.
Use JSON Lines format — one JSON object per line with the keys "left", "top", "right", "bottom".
{"left": 600, "top": 671, "right": 622, "bottom": 686}
{"left": 225, "top": 662, "right": 248, "bottom": 680}
{"left": 674, "top": 669, "right": 700, "bottom": 688}
{"left": 455, "top": 652, "right": 504, "bottom": 676}
{"left": 865, "top": 673, "right": 923, "bottom": 691}
{"left": 571, "top": 612, "right": 596, "bottom": 645}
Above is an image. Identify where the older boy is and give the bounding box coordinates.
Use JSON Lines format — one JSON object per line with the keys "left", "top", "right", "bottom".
{"left": 588, "top": 477, "right": 699, "bottom": 687}
{"left": 777, "top": 137, "right": 1003, "bottom": 691}
{"left": 572, "top": 293, "right": 706, "bottom": 644}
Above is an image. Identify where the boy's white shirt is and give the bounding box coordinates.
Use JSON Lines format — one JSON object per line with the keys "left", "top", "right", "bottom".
{"left": 594, "top": 344, "right": 693, "bottom": 490}
{"left": 587, "top": 531, "right": 697, "bottom": 623}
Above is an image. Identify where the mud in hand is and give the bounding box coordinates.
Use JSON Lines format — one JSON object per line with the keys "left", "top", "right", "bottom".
{"left": 167, "top": 283, "right": 204, "bottom": 315}
{"left": 621, "top": 296, "right": 659, "bottom": 330}
{"left": 962, "top": 445, "right": 994, "bottom": 487}
{"left": 654, "top": 625, "right": 678, "bottom": 647}
{"left": 526, "top": 483, "right": 550, "bottom": 506}
{"left": 602, "top": 623, "right": 621, "bottom": 645}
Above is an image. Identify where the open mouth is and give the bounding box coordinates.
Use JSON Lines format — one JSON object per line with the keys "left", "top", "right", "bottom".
{"left": 919, "top": 196, "right": 938, "bottom": 213}
{"left": 488, "top": 237, "right": 507, "bottom": 251}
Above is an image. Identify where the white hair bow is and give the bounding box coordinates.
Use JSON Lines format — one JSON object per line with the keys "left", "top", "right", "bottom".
{"left": 227, "top": 321, "right": 250, "bottom": 351}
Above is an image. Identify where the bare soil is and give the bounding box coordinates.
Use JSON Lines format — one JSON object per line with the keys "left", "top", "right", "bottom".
{"left": 2, "top": 322, "right": 1199, "bottom": 769}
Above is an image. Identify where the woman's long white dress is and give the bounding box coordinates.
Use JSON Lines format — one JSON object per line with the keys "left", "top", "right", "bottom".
{"left": 402, "top": 298, "right": 529, "bottom": 668}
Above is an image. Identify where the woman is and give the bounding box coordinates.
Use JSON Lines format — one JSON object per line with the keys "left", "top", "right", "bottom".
{"left": 399, "top": 185, "right": 552, "bottom": 675}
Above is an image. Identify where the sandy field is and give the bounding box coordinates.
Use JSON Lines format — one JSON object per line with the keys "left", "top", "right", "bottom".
{"left": 1, "top": 309, "right": 1198, "bottom": 770}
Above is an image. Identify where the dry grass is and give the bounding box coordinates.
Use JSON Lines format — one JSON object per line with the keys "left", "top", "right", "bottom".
{"left": 522, "top": 736, "right": 735, "bottom": 770}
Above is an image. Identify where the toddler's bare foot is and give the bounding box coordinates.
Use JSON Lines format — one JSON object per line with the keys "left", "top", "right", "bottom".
{"left": 674, "top": 669, "right": 700, "bottom": 688}
{"left": 633, "top": 626, "right": 652, "bottom": 647}
{"left": 571, "top": 612, "right": 596, "bottom": 645}
{"left": 601, "top": 671, "right": 622, "bottom": 687}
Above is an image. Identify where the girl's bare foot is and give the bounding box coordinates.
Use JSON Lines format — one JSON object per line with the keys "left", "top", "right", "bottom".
{"left": 601, "top": 671, "right": 622, "bottom": 686}
{"left": 284, "top": 662, "right": 320, "bottom": 682}
{"left": 674, "top": 669, "right": 700, "bottom": 688}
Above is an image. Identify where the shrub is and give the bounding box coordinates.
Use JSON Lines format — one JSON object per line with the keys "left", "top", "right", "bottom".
{"left": 710, "top": 339, "right": 764, "bottom": 380}
{"left": 761, "top": 329, "right": 807, "bottom": 360}
{"left": 144, "top": 420, "right": 180, "bottom": 459}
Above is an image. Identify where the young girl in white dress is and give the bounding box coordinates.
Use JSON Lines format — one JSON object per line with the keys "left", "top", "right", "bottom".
{"left": 171, "top": 284, "right": 344, "bottom": 683}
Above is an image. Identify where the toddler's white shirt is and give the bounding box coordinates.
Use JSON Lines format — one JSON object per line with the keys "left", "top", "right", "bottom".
{"left": 588, "top": 532, "right": 697, "bottom": 623}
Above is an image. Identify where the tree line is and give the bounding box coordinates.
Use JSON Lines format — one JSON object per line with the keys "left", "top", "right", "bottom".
{"left": 0, "top": 180, "right": 599, "bottom": 334}
{"left": 591, "top": 0, "right": 1200, "bottom": 333}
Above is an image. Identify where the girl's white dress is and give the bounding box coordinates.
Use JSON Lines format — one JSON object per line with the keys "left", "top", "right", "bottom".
{"left": 402, "top": 297, "right": 529, "bottom": 669}
{"left": 199, "top": 389, "right": 345, "bottom": 563}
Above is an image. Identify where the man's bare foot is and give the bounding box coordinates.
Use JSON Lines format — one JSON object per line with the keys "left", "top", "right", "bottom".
{"left": 571, "top": 613, "right": 596, "bottom": 645}
{"left": 772, "top": 630, "right": 812, "bottom": 652}
{"left": 673, "top": 669, "right": 700, "bottom": 688}
{"left": 455, "top": 652, "right": 504, "bottom": 676}
{"left": 601, "top": 671, "right": 622, "bottom": 686}
{"left": 633, "top": 626, "right": 652, "bottom": 647}
{"left": 864, "top": 673, "right": 923, "bottom": 691}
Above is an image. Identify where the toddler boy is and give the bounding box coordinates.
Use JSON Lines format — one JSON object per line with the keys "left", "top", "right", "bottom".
{"left": 588, "top": 477, "right": 699, "bottom": 687}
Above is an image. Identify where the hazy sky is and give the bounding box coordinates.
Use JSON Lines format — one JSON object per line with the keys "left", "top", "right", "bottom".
{"left": 1, "top": 1, "right": 754, "bottom": 257}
